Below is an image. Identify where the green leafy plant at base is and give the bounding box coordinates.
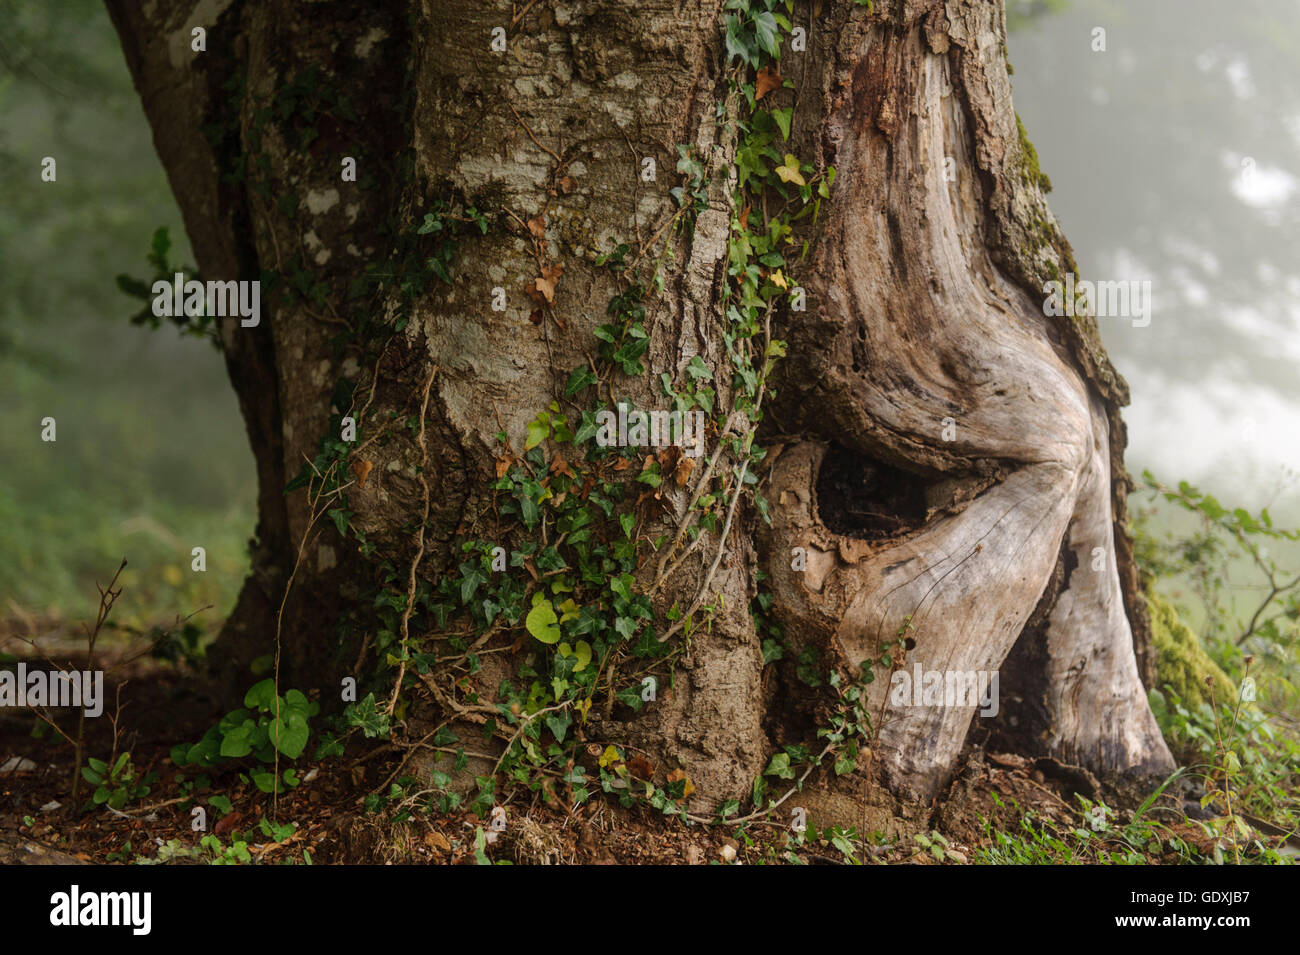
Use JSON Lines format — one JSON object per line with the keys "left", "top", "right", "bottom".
{"left": 81, "top": 752, "right": 157, "bottom": 811}
{"left": 1135, "top": 472, "right": 1300, "bottom": 856}
{"left": 171, "top": 678, "right": 319, "bottom": 794}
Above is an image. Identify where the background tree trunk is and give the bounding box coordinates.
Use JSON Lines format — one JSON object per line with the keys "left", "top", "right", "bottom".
{"left": 106, "top": 0, "right": 1173, "bottom": 811}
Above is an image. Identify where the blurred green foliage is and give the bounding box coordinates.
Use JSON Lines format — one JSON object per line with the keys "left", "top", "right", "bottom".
{"left": 0, "top": 0, "right": 254, "bottom": 629}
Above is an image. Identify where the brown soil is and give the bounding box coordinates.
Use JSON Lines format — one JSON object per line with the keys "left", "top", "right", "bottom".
{"left": 1, "top": 619, "right": 1210, "bottom": 866}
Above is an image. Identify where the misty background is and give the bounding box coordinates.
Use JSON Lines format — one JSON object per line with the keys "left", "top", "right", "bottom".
{"left": 1008, "top": 0, "right": 1300, "bottom": 517}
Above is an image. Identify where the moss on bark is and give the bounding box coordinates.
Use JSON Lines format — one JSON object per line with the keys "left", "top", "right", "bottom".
{"left": 1147, "top": 591, "right": 1235, "bottom": 707}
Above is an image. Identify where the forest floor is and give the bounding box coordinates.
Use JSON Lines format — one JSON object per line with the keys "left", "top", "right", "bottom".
{"left": 0, "top": 619, "right": 1254, "bottom": 866}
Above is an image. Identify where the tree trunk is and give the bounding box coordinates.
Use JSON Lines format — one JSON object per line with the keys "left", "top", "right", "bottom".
{"left": 106, "top": 0, "right": 1174, "bottom": 811}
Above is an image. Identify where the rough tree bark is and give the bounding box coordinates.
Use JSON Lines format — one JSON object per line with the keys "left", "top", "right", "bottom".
{"left": 106, "top": 0, "right": 1174, "bottom": 812}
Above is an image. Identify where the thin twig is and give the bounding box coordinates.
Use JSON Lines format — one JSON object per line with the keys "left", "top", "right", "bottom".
{"left": 386, "top": 365, "right": 439, "bottom": 716}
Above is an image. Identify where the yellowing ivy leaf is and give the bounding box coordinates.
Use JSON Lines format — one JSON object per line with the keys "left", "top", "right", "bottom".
{"left": 665, "top": 768, "right": 695, "bottom": 800}
{"left": 555, "top": 641, "right": 591, "bottom": 672}
{"left": 598, "top": 745, "right": 622, "bottom": 769}
{"left": 775, "top": 153, "right": 806, "bottom": 186}
{"left": 557, "top": 598, "right": 581, "bottom": 624}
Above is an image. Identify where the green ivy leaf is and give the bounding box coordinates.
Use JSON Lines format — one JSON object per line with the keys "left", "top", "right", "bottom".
{"left": 525, "top": 412, "right": 551, "bottom": 451}
{"left": 764, "top": 752, "right": 795, "bottom": 779}
{"left": 327, "top": 507, "right": 351, "bottom": 538}
{"left": 752, "top": 11, "right": 780, "bottom": 58}
{"left": 771, "top": 107, "right": 793, "bottom": 141}
{"left": 565, "top": 366, "right": 598, "bottom": 396}
{"left": 525, "top": 593, "right": 561, "bottom": 644}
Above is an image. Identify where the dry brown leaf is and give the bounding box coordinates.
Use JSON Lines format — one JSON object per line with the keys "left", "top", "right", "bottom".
{"left": 526, "top": 262, "right": 564, "bottom": 305}
{"left": 755, "top": 65, "right": 783, "bottom": 101}
{"left": 527, "top": 214, "right": 547, "bottom": 239}
{"left": 674, "top": 455, "right": 695, "bottom": 488}
{"left": 627, "top": 753, "right": 656, "bottom": 780}
{"left": 558, "top": 175, "right": 577, "bottom": 194}
{"left": 351, "top": 458, "right": 374, "bottom": 489}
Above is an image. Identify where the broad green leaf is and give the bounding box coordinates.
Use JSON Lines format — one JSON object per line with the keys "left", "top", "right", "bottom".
{"left": 271, "top": 714, "right": 310, "bottom": 760}
{"left": 525, "top": 412, "right": 550, "bottom": 451}
{"left": 243, "top": 678, "right": 277, "bottom": 711}
{"left": 525, "top": 593, "right": 561, "bottom": 644}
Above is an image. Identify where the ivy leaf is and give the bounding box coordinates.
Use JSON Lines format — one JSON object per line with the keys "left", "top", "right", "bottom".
{"left": 686, "top": 355, "right": 713, "bottom": 381}
{"left": 764, "top": 752, "right": 796, "bottom": 779}
{"left": 460, "top": 565, "right": 486, "bottom": 604}
{"left": 545, "top": 711, "right": 572, "bottom": 744}
{"left": 616, "top": 685, "right": 645, "bottom": 712}
{"left": 565, "top": 365, "right": 598, "bottom": 396}
{"left": 724, "top": 14, "right": 755, "bottom": 65}
{"left": 327, "top": 507, "right": 351, "bottom": 538}
{"left": 573, "top": 411, "right": 600, "bottom": 445}
{"left": 752, "top": 10, "right": 780, "bottom": 58}
{"left": 610, "top": 574, "right": 634, "bottom": 603}
{"left": 774, "top": 153, "right": 806, "bottom": 186}
{"left": 525, "top": 412, "right": 551, "bottom": 450}
{"left": 771, "top": 107, "right": 793, "bottom": 141}
{"left": 525, "top": 593, "right": 561, "bottom": 644}
{"left": 519, "top": 493, "right": 540, "bottom": 529}
{"left": 834, "top": 741, "right": 859, "bottom": 776}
